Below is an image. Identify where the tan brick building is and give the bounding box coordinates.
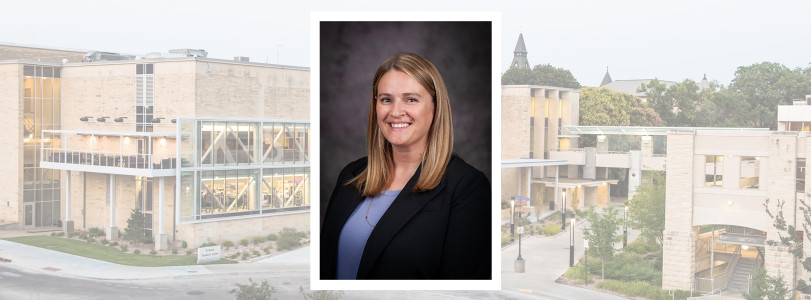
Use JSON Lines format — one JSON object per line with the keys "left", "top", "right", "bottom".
{"left": 0, "top": 44, "right": 310, "bottom": 249}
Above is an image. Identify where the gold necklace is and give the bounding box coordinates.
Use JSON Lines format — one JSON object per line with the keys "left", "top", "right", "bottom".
{"left": 365, "top": 195, "right": 377, "bottom": 227}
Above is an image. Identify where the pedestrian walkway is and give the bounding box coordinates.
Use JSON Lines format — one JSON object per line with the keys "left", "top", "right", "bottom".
{"left": 0, "top": 239, "right": 309, "bottom": 281}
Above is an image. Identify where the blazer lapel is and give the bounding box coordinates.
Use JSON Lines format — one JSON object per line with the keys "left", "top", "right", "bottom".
{"left": 355, "top": 166, "right": 448, "bottom": 279}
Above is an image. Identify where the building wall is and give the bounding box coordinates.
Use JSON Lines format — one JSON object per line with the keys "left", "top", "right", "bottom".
{"left": 0, "top": 63, "right": 22, "bottom": 224}
{"left": 501, "top": 86, "right": 531, "bottom": 202}
{"left": 662, "top": 131, "right": 697, "bottom": 290}
{"left": 0, "top": 45, "right": 85, "bottom": 63}
{"left": 194, "top": 61, "right": 309, "bottom": 120}
{"left": 175, "top": 212, "right": 309, "bottom": 247}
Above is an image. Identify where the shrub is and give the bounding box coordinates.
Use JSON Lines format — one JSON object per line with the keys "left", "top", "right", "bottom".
{"left": 186, "top": 250, "right": 193, "bottom": 256}
{"left": 595, "top": 280, "right": 691, "bottom": 300}
{"left": 230, "top": 279, "right": 276, "bottom": 300}
{"left": 501, "top": 231, "right": 511, "bottom": 246}
{"left": 222, "top": 240, "right": 235, "bottom": 249}
{"left": 277, "top": 227, "right": 302, "bottom": 251}
{"left": 88, "top": 227, "right": 106, "bottom": 237}
{"left": 603, "top": 252, "right": 661, "bottom": 285}
{"left": 133, "top": 249, "right": 141, "bottom": 255}
{"left": 120, "top": 245, "right": 128, "bottom": 252}
{"left": 300, "top": 286, "right": 345, "bottom": 300}
{"left": 50, "top": 232, "right": 56, "bottom": 236}
{"left": 200, "top": 242, "right": 217, "bottom": 248}
{"left": 252, "top": 249, "right": 261, "bottom": 257}
{"left": 56, "top": 232, "right": 65, "bottom": 237}
{"left": 264, "top": 247, "right": 272, "bottom": 254}
{"left": 68, "top": 232, "right": 78, "bottom": 238}
{"left": 564, "top": 264, "right": 595, "bottom": 284}
{"left": 100, "top": 239, "right": 109, "bottom": 245}
{"left": 171, "top": 248, "right": 178, "bottom": 254}
{"left": 541, "top": 223, "right": 561, "bottom": 236}
{"left": 230, "top": 253, "right": 240, "bottom": 259}
{"left": 242, "top": 252, "right": 250, "bottom": 260}
{"left": 149, "top": 250, "right": 157, "bottom": 256}
{"left": 123, "top": 208, "right": 151, "bottom": 245}
{"left": 252, "top": 236, "right": 265, "bottom": 245}
{"left": 181, "top": 240, "right": 188, "bottom": 248}
{"left": 111, "top": 241, "right": 119, "bottom": 246}
{"left": 266, "top": 234, "right": 278, "bottom": 241}
{"left": 240, "top": 238, "right": 250, "bottom": 246}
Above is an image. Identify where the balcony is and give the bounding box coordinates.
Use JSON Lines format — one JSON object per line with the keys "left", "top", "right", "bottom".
{"left": 548, "top": 148, "right": 585, "bottom": 165}
{"left": 40, "top": 130, "right": 177, "bottom": 177}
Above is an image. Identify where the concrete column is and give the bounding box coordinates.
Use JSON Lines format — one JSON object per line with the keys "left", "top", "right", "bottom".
{"left": 554, "top": 166, "right": 559, "bottom": 210}
{"left": 106, "top": 174, "right": 118, "bottom": 240}
{"left": 764, "top": 132, "right": 799, "bottom": 289}
{"left": 525, "top": 167, "right": 531, "bottom": 198}
{"left": 628, "top": 150, "right": 642, "bottom": 199}
{"left": 641, "top": 136, "right": 653, "bottom": 157}
{"left": 583, "top": 147, "right": 596, "bottom": 180}
{"left": 155, "top": 177, "right": 168, "bottom": 251}
{"left": 63, "top": 171, "right": 74, "bottom": 233}
{"left": 662, "top": 131, "right": 697, "bottom": 290}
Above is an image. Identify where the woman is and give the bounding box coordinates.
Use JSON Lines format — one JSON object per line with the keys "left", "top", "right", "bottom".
{"left": 321, "top": 52, "right": 491, "bottom": 280}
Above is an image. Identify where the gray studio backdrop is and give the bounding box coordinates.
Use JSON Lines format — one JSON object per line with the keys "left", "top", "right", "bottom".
{"left": 319, "top": 21, "right": 493, "bottom": 220}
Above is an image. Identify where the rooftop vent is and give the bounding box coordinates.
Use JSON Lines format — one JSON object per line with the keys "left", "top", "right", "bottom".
{"left": 234, "top": 56, "right": 249, "bottom": 62}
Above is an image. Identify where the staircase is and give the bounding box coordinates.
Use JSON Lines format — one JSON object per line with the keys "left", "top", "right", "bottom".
{"left": 727, "top": 257, "right": 756, "bottom": 293}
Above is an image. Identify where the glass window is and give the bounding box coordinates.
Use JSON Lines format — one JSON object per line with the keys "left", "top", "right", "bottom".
{"left": 705, "top": 155, "right": 723, "bottom": 187}
{"left": 740, "top": 157, "right": 760, "bottom": 189}
{"left": 798, "top": 159, "right": 806, "bottom": 192}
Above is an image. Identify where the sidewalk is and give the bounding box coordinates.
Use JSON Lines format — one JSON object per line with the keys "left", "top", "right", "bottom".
{"left": 0, "top": 238, "right": 309, "bottom": 281}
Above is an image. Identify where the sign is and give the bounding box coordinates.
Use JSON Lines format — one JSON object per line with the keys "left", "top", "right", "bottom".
{"left": 197, "top": 245, "right": 221, "bottom": 264}
{"left": 517, "top": 226, "right": 524, "bottom": 234}
{"left": 584, "top": 240, "right": 589, "bottom": 249}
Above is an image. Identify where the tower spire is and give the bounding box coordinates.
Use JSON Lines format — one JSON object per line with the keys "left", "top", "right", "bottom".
{"left": 600, "top": 67, "right": 613, "bottom": 86}
{"left": 510, "top": 33, "right": 530, "bottom": 69}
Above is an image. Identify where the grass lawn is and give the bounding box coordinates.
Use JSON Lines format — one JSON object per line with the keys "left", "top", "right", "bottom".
{"left": 4, "top": 236, "right": 236, "bottom": 267}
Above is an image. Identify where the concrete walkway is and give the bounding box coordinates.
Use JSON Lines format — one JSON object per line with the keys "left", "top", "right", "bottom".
{"left": 500, "top": 220, "right": 640, "bottom": 299}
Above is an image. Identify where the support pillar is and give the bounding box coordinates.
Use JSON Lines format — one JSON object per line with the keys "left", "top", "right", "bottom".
{"left": 155, "top": 177, "right": 168, "bottom": 251}
{"left": 628, "top": 150, "right": 642, "bottom": 199}
{"left": 63, "top": 171, "right": 74, "bottom": 234}
{"left": 106, "top": 174, "right": 118, "bottom": 240}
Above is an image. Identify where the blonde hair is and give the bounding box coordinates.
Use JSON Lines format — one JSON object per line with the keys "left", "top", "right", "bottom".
{"left": 348, "top": 52, "right": 453, "bottom": 196}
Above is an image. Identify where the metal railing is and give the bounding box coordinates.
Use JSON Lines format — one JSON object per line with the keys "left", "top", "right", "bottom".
{"left": 596, "top": 151, "right": 629, "bottom": 155}
{"left": 695, "top": 245, "right": 741, "bottom": 293}
{"left": 41, "top": 148, "right": 177, "bottom": 170}
{"left": 669, "top": 280, "right": 694, "bottom": 300}
{"left": 551, "top": 148, "right": 585, "bottom": 152}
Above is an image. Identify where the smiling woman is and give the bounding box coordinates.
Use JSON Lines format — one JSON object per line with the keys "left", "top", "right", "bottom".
{"left": 320, "top": 52, "right": 491, "bottom": 280}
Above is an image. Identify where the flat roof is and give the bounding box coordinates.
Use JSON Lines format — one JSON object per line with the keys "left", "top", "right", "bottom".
{"left": 563, "top": 125, "right": 770, "bottom": 136}
{"left": 501, "top": 159, "right": 567, "bottom": 168}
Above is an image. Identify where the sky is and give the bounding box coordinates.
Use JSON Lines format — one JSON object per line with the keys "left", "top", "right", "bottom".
{"left": 3, "top": 0, "right": 810, "bottom": 87}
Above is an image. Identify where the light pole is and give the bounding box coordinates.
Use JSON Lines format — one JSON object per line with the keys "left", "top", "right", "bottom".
{"left": 510, "top": 200, "right": 515, "bottom": 243}
{"left": 561, "top": 192, "right": 567, "bottom": 230}
{"left": 569, "top": 218, "right": 575, "bottom": 267}
{"left": 623, "top": 206, "right": 628, "bottom": 248}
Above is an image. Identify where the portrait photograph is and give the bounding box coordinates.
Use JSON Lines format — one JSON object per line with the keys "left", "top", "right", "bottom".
{"left": 311, "top": 12, "right": 499, "bottom": 290}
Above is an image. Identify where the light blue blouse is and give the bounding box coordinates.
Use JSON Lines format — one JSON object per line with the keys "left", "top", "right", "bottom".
{"left": 336, "top": 190, "right": 401, "bottom": 279}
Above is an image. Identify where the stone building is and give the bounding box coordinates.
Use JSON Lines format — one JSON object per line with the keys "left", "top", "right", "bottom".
{"left": 0, "top": 43, "right": 310, "bottom": 249}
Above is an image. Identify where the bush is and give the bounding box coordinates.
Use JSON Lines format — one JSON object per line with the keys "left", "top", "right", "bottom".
{"left": 88, "top": 227, "right": 106, "bottom": 237}
{"left": 123, "top": 208, "right": 151, "bottom": 245}
{"left": 252, "top": 249, "right": 261, "bottom": 257}
{"left": 56, "top": 232, "right": 65, "bottom": 237}
{"left": 277, "top": 227, "right": 302, "bottom": 251}
{"left": 240, "top": 238, "right": 250, "bottom": 247}
{"left": 501, "top": 231, "right": 511, "bottom": 246}
{"left": 50, "top": 232, "right": 56, "bottom": 236}
{"left": 200, "top": 242, "right": 217, "bottom": 248}
{"left": 171, "top": 248, "right": 178, "bottom": 254}
{"left": 564, "top": 264, "right": 595, "bottom": 284}
{"left": 100, "top": 239, "right": 109, "bottom": 245}
{"left": 300, "top": 286, "right": 345, "bottom": 300}
{"left": 222, "top": 240, "right": 235, "bottom": 249}
{"left": 68, "top": 232, "right": 78, "bottom": 238}
{"left": 252, "top": 236, "right": 265, "bottom": 245}
{"left": 181, "top": 241, "right": 188, "bottom": 248}
{"left": 186, "top": 250, "right": 193, "bottom": 256}
{"left": 603, "top": 252, "right": 661, "bottom": 285}
{"left": 230, "top": 279, "right": 277, "bottom": 300}
{"left": 596, "top": 280, "right": 691, "bottom": 300}
{"left": 230, "top": 253, "right": 239, "bottom": 259}
{"left": 133, "top": 249, "right": 141, "bottom": 255}
{"left": 541, "top": 223, "right": 561, "bottom": 236}
{"left": 264, "top": 247, "right": 272, "bottom": 254}
{"left": 111, "top": 241, "right": 119, "bottom": 246}
{"left": 266, "top": 234, "right": 278, "bottom": 241}
{"left": 120, "top": 245, "right": 128, "bottom": 252}
{"left": 242, "top": 252, "right": 250, "bottom": 260}
{"left": 149, "top": 250, "right": 157, "bottom": 256}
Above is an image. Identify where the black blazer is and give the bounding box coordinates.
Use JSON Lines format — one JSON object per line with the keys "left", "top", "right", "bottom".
{"left": 321, "top": 155, "right": 491, "bottom": 279}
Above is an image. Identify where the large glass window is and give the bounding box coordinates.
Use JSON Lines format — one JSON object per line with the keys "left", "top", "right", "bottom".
{"left": 23, "top": 65, "right": 61, "bottom": 227}
{"left": 798, "top": 158, "right": 806, "bottom": 192}
{"left": 135, "top": 177, "right": 153, "bottom": 238}
{"left": 739, "top": 157, "right": 760, "bottom": 189}
{"left": 705, "top": 155, "right": 723, "bottom": 187}
{"left": 135, "top": 63, "right": 154, "bottom": 132}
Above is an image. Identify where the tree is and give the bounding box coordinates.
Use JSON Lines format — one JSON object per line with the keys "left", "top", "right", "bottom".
{"left": 582, "top": 207, "right": 622, "bottom": 279}
{"left": 638, "top": 79, "right": 672, "bottom": 125}
{"left": 627, "top": 171, "right": 666, "bottom": 246}
{"left": 743, "top": 267, "right": 791, "bottom": 300}
{"left": 579, "top": 87, "right": 663, "bottom": 127}
{"left": 123, "top": 208, "right": 149, "bottom": 244}
{"left": 765, "top": 198, "right": 811, "bottom": 294}
{"left": 230, "top": 279, "right": 277, "bottom": 300}
{"left": 501, "top": 64, "right": 581, "bottom": 89}
{"left": 731, "top": 62, "right": 811, "bottom": 129}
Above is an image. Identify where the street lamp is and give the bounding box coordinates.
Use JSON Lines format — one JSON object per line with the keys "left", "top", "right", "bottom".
{"left": 623, "top": 206, "right": 628, "bottom": 248}
{"left": 569, "top": 218, "right": 576, "bottom": 267}
{"left": 561, "top": 192, "right": 567, "bottom": 230}
{"left": 510, "top": 200, "right": 515, "bottom": 243}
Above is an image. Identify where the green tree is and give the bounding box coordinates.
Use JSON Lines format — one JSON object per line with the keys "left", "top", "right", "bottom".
{"left": 765, "top": 198, "right": 811, "bottom": 294}
{"left": 637, "top": 79, "right": 671, "bottom": 125}
{"left": 627, "top": 171, "right": 666, "bottom": 246}
{"left": 583, "top": 207, "right": 622, "bottom": 279}
{"left": 502, "top": 64, "right": 581, "bottom": 89}
{"left": 731, "top": 62, "right": 811, "bottom": 129}
{"left": 743, "top": 267, "right": 791, "bottom": 300}
{"left": 123, "top": 208, "right": 149, "bottom": 245}
{"left": 579, "top": 87, "right": 663, "bottom": 127}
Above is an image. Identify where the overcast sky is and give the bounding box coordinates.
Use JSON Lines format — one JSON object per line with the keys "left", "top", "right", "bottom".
{"left": 4, "top": 0, "right": 810, "bottom": 87}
